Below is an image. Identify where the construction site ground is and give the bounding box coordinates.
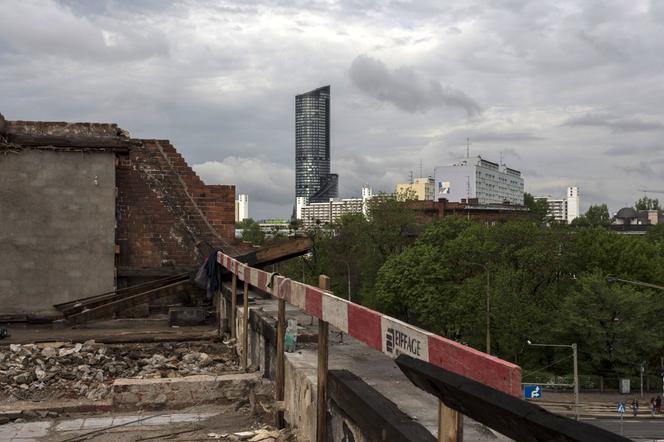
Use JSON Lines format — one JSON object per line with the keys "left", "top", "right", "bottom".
{"left": 0, "top": 318, "right": 293, "bottom": 442}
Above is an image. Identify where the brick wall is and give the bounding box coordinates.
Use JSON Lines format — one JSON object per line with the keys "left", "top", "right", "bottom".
{"left": 116, "top": 139, "right": 236, "bottom": 271}
{"left": 7, "top": 120, "right": 126, "bottom": 137}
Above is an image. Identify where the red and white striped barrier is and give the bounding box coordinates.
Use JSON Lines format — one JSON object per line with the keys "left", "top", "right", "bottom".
{"left": 218, "top": 252, "right": 522, "bottom": 397}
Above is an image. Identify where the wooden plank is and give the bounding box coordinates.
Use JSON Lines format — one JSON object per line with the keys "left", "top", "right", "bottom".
{"left": 234, "top": 237, "right": 312, "bottom": 267}
{"left": 66, "top": 280, "right": 188, "bottom": 324}
{"left": 439, "top": 402, "right": 463, "bottom": 442}
{"left": 316, "top": 275, "right": 330, "bottom": 442}
{"left": 60, "top": 274, "right": 189, "bottom": 316}
{"left": 231, "top": 274, "right": 237, "bottom": 341}
{"left": 242, "top": 280, "right": 249, "bottom": 370}
{"left": 328, "top": 370, "right": 435, "bottom": 442}
{"left": 275, "top": 298, "right": 286, "bottom": 428}
{"left": 396, "top": 355, "right": 629, "bottom": 442}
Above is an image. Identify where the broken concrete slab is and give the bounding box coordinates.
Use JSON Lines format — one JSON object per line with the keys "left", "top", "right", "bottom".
{"left": 112, "top": 372, "right": 263, "bottom": 409}
{"left": 168, "top": 306, "right": 207, "bottom": 326}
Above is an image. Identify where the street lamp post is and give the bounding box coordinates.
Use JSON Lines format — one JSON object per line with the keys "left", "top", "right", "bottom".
{"left": 527, "top": 340, "right": 579, "bottom": 420}
{"left": 464, "top": 261, "right": 490, "bottom": 354}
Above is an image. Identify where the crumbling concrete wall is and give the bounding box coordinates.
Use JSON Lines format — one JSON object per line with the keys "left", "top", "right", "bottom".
{"left": 0, "top": 149, "right": 116, "bottom": 316}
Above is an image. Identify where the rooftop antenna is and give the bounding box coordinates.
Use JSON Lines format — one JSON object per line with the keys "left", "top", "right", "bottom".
{"left": 500, "top": 151, "right": 504, "bottom": 165}
{"left": 419, "top": 159, "right": 423, "bottom": 178}
{"left": 409, "top": 170, "right": 413, "bottom": 184}
{"left": 466, "top": 137, "right": 471, "bottom": 158}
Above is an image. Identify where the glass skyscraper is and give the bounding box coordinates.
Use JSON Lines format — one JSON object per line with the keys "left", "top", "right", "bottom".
{"left": 295, "top": 85, "right": 338, "bottom": 204}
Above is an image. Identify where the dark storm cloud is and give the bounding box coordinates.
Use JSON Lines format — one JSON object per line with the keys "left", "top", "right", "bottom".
{"left": 348, "top": 55, "right": 482, "bottom": 116}
{"left": 563, "top": 113, "right": 664, "bottom": 133}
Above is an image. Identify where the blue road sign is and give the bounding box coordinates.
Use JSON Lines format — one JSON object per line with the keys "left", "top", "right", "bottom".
{"left": 524, "top": 385, "right": 542, "bottom": 399}
{"left": 617, "top": 402, "right": 626, "bottom": 413}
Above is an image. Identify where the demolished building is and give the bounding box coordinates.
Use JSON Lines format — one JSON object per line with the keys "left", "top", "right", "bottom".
{"left": 0, "top": 112, "right": 240, "bottom": 318}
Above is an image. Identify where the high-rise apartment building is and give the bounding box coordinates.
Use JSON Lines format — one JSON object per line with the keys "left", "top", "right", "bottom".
{"left": 295, "top": 85, "right": 338, "bottom": 206}
{"left": 566, "top": 186, "right": 580, "bottom": 223}
{"left": 235, "top": 194, "right": 249, "bottom": 222}
{"left": 434, "top": 156, "right": 524, "bottom": 205}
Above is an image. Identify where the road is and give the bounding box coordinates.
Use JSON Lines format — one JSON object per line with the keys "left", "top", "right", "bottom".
{"left": 586, "top": 417, "right": 664, "bottom": 440}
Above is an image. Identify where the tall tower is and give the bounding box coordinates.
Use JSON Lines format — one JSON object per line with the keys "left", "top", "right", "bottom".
{"left": 566, "top": 186, "right": 580, "bottom": 223}
{"left": 295, "top": 85, "right": 338, "bottom": 206}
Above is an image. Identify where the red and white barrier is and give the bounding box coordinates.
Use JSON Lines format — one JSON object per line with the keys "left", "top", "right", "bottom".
{"left": 218, "top": 252, "right": 522, "bottom": 397}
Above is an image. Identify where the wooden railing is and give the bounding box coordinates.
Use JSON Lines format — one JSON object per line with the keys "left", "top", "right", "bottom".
{"left": 217, "top": 251, "right": 522, "bottom": 441}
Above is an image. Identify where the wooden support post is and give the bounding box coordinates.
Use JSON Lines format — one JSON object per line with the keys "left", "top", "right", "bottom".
{"left": 438, "top": 401, "right": 463, "bottom": 442}
{"left": 316, "top": 275, "right": 331, "bottom": 442}
{"left": 217, "top": 289, "right": 223, "bottom": 338}
{"left": 242, "top": 280, "right": 249, "bottom": 370}
{"left": 231, "top": 274, "right": 237, "bottom": 341}
{"left": 275, "top": 298, "right": 286, "bottom": 428}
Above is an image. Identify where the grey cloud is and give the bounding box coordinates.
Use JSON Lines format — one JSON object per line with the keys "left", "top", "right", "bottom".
{"left": 604, "top": 144, "right": 664, "bottom": 156}
{"left": 563, "top": 113, "right": 664, "bottom": 132}
{"left": 618, "top": 161, "right": 659, "bottom": 179}
{"left": 348, "top": 55, "right": 482, "bottom": 116}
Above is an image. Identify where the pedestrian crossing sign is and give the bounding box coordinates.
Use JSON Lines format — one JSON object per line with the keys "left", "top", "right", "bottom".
{"left": 617, "top": 402, "right": 626, "bottom": 413}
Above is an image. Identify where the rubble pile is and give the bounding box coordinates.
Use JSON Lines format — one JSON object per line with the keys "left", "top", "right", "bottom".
{"left": 0, "top": 341, "right": 237, "bottom": 401}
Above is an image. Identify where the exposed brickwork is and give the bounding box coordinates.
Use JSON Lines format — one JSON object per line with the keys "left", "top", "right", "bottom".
{"left": 7, "top": 120, "right": 126, "bottom": 138}
{"left": 116, "top": 139, "right": 237, "bottom": 270}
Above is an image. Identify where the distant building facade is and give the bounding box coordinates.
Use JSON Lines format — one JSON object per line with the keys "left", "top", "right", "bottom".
{"left": 396, "top": 177, "right": 434, "bottom": 201}
{"left": 300, "top": 185, "right": 373, "bottom": 228}
{"left": 434, "top": 156, "right": 524, "bottom": 205}
{"left": 295, "top": 85, "right": 338, "bottom": 206}
{"left": 407, "top": 199, "right": 530, "bottom": 225}
{"left": 535, "top": 186, "right": 580, "bottom": 224}
{"left": 611, "top": 207, "right": 663, "bottom": 234}
{"left": 235, "top": 194, "right": 249, "bottom": 222}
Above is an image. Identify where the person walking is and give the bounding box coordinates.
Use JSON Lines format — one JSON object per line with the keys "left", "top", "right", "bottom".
{"left": 631, "top": 399, "right": 639, "bottom": 417}
{"left": 656, "top": 395, "right": 662, "bottom": 414}
{"left": 651, "top": 397, "right": 656, "bottom": 417}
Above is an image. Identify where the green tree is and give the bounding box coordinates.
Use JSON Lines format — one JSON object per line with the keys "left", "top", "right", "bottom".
{"left": 523, "top": 192, "right": 549, "bottom": 224}
{"left": 556, "top": 271, "right": 662, "bottom": 375}
{"left": 236, "top": 218, "right": 265, "bottom": 245}
{"left": 584, "top": 204, "right": 611, "bottom": 227}
{"left": 635, "top": 196, "right": 661, "bottom": 211}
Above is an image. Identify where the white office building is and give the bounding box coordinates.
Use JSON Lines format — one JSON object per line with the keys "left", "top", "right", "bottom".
{"left": 434, "top": 156, "right": 524, "bottom": 205}
{"left": 300, "top": 185, "right": 374, "bottom": 228}
{"left": 535, "top": 186, "right": 580, "bottom": 224}
{"left": 235, "top": 194, "right": 249, "bottom": 222}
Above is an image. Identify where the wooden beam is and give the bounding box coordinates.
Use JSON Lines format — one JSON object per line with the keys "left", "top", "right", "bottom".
{"left": 316, "top": 275, "right": 330, "bottom": 442}
{"left": 59, "top": 274, "right": 189, "bottom": 316}
{"left": 8, "top": 134, "right": 139, "bottom": 149}
{"left": 231, "top": 274, "right": 237, "bottom": 341}
{"left": 67, "top": 280, "right": 188, "bottom": 324}
{"left": 242, "top": 280, "right": 249, "bottom": 370}
{"left": 396, "top": 355, "right": 629, "bottom": 442}
{"left": 438, "top": 401, "right": 463, "bottom": 442}
{"left": 234, "top": 237, "right": 312, "bottom": 267}
{"left": 275, "top": 298, "right": 286, "bottom": 428}
{"left": 328, "top": 370, "right": 435, "bottom": 442}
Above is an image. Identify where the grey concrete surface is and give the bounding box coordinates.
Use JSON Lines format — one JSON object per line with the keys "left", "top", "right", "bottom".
{"left": 0, "top": 149, "right": 116, "bottom": 315}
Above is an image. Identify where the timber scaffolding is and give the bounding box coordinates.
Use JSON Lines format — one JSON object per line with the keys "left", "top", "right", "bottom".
{"left": 216, "top": 251, "right": 628, "bottom": 442}
{"left": 53, "top": 238, "right": 312, "bottom": 324}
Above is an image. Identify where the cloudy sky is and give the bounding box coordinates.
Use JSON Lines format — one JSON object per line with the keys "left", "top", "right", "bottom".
{"left": 2, "top": 0, "right": 664, "bottom": 219}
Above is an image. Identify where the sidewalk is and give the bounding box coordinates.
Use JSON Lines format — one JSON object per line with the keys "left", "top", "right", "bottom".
{"left": 533, "top": 391, "right": 664, "bottom": 419}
